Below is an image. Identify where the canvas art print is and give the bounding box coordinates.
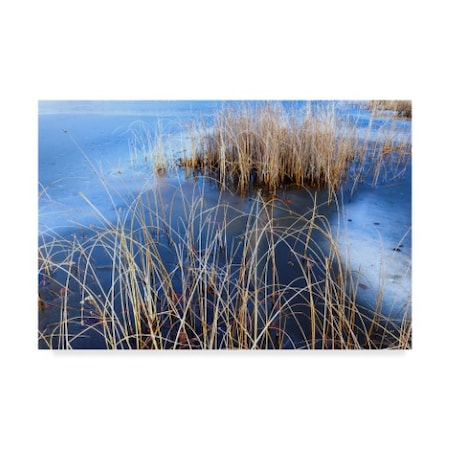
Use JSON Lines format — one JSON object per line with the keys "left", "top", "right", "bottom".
{"left": 38, "top": 100, "right": 411, "bottom": 349}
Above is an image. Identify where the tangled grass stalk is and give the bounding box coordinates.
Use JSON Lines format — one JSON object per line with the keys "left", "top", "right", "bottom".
{"left": 38, "top": 175, "right": 411, "bottom": 349}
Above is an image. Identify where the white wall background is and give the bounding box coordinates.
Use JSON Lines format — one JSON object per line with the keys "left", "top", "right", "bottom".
{"left": 1, "top": 1, "right": 448, "bottom": 449}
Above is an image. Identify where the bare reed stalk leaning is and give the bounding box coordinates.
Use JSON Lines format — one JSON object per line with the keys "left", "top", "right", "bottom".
{"left": 39, "top": 181, "right": 411, "bottom": 349}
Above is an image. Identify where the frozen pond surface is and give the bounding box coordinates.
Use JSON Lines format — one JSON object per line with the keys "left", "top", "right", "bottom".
{"left": 38, "top": 101, "right": 412, "bottom": 346}
{"left": 39, "top": 101, "right": 221, "bottom": 234}
{"left": 332, "top": 172, "right": 411, "bottom": 318}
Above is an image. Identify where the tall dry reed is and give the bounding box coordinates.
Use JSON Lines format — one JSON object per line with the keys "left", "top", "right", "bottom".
{"left": 38, "top": 177, "right": 411, "bottom": 349}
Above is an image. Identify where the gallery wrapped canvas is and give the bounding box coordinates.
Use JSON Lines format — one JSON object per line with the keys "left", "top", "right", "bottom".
{"left": 38, "top": 100, "right": 411, "bottom": 349}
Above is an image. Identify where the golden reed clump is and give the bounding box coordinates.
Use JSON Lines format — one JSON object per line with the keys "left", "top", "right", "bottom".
{"left": 181, "top": 102, "right": 358, "bottom": 198}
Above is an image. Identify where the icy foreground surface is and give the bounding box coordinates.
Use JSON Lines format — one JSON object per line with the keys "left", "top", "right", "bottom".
{"left": 331, "top": 173, "right": 412, "bottom": 319}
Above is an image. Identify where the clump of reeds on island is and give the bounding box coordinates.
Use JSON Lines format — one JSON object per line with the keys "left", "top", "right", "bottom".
{"left": 368, "top": 100, "right": 412, "bottom": 118}
{"left": 38, "top": 101, "right": 412, "bottom": 350}
{"left": 180, "top": 102, "right": 359, "bottom": 199}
